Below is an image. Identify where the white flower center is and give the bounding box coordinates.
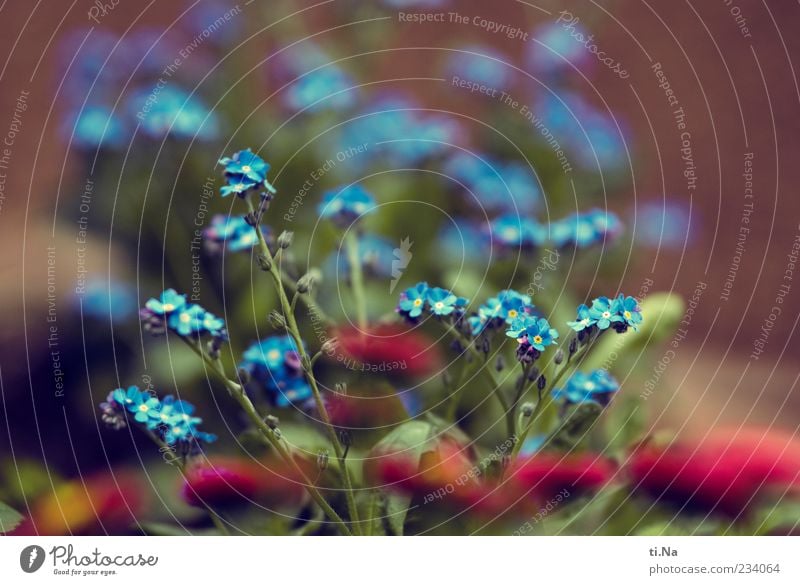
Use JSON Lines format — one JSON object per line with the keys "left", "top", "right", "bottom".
{"left": 267, "top": 349, "right": 281, "bottom": 361}
{"left": 162, "top": 303, "right": 175, "bottom": 312}
{"left": 434, "top": 302, "right": 444, "bottom": 310}
{"left": 602, "top": 311, "right": 611, "bottom": 319}
{"left": 242, "top": 165, "right": 252, "bottom": 173}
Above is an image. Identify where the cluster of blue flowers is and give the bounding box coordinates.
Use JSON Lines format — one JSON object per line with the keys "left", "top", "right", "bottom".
{"left": 285, "top": 66, "right": 357, "bottom": 113}
{"left": 550, "top": 209, "right": 622, "bottom": 248}
{"left": 552, "top": 369, "right": 620, "bottom": 407}
{"left": 203, "top": 214, "right": 270, "bottom": 253}
{"left": 100, "top": 385, "right": 216, "bottom": 447}
{"left": 506, "top": 314, "right": 560, "bottom": 353}
{"left": 443, "top": 153, "right": 541, "bottom": 214}
{"left": 318, "top": 184, "right": 377, "bottom": 226}
{"left": 218, "top": 149, "right": 275, "bottom": 198}
{"left": 468, "top": 290, "right": 535, "bottom": 336}
{"left": 397, "top": 282, "right": 469, "bottom": 320}
{"left": 239, "top": 336, "right": 312, "bottom": 407}
{"left": 490, "top": 215, "right": 546, "bottom": 249}
{"left": 567, "top": 294, "right": 642, "bottom": 334}
{"left": 140, "top": 289, "right": 226, "bottom": 338}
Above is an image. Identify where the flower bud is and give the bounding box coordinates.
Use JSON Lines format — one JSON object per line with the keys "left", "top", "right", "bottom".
{"left": 569, "top": 337, "right": 578, "bottom": 355}
{"left": 527, "top": 367, "right": 540, "bottom": 382}
{"left": 537, "top": 375, "right": 547, "bottom": 391}
{"left": 296, "top": 272, "right": 315, "bottom": 294}
{"left": 554, "top": 349, "right": 565, "bottom": 365}
{"left": 337, "top": 429, "right": 352, "bottom": 449}
{"left": 268, "top": 310, "right": 287, "bottom": 330}
{"left": 495, "top": 355, "right": 506, "bottom": 372}
{"left": 277, "top": 230, "right": 294, "bottom": 249}
{"left": 257, "top": 254, "right": 272, "bottom": 272}
{"left": 317, "top": 449, "right": 329, "bottom": 471}
{"left": 521, "top": 402, "right": 535, "bottom": 417}
{"left": 237, "top": 367, "right": 251, "bottom": 385}
{"left": 265, "top": 415, "right": 280, "bottom": 430}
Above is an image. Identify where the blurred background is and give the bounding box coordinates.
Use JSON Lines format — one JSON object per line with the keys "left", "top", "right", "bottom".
{"left": 0, "top": 0, "right": 798, "bottom": 533}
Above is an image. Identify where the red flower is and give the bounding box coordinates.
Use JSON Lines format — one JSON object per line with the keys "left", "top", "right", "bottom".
{"left": 12, "top": 471, "right": 147, "bottom": 535}
{"left": 628, "top": 428, "right": 800, "bottom": 517}
{"left": 331, "top": 324, "right": 442, "bottom": 378}
{"left": 181, "top": 456, "right": 306, "bottom": 510}
{"left": 508, "top": 453, "right": 615, "bottom": 505}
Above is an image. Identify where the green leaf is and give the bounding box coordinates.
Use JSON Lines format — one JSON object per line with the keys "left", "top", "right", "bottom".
{"left": 0, "top": 500, "right": 24, "bottom": 534}
{"left": 752, "top": 500, "right": 800, "bottom": 535}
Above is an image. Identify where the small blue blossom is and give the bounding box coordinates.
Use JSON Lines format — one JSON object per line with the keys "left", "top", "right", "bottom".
{"left": 129, "top": 85, "right": 219, "bottom": 141}
{"left": 69, "top": 105, "right": 126, "bottom": 149}
{"left": 275, "top": 377, "right": 314, "bottom": 408}
{"left": 611, "top": 294, "right": 643, "bottom": 332}
{"left": 397, "top": 282, "right": 429, "bottom": 319}
{"left": 550, "top": 209, "right": 622, "bottom": 248}
{"left": 145, "top": 289, "right": 186, "bottom": 315}
{"left": 469, "top": 290, "right": 534, "bottom": 336}
{"left": 239, "top": 335, "right": 311, "bottom": 408}
{"left": 553, "top": 369, "right": 620, "bottom": 407}
{"left": 127, "top": 391, "right": 161, "bottom": 425}
{"left": 506, "top": 315, "right": 559, "bottom": 352}
{"left": 567, "top": 303, "right": 595, "bottom": 332}
{"left": 220, "top": 175, "right": 260, "bottom": 198}
{"left": 443, "top": 153, "right": 540, "bottom": 213}
{"left": 112, "top": 385, "right": 147, "bottom": 408}
{"left": 284, "top": 67, "right": 356, "bottom": 113}
{"left": 445, "top": 45, "right": 512, "bottom": 90}
{"left": 203, "top": 215, "right": 269, "bottom": 253}
{"left": 426, "top": 287, "right": 460, "bottom": 316}
{"left": 219, "top": 149, "right": 271, "bottom": 184}
{"left": 318, "top": 184, "right": 377, "bottom": 226}
{"left": 168, "top": 304, "right": 206, "bottom": 336}
{"left": 587, "top": 296, "right": 614, "bottom": 330}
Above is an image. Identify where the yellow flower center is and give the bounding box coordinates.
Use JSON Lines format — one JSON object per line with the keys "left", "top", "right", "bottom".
{"left": 236, "top": 183, "right": 245, "bottom": 190}
{"left": 624, "top": 310, "right": 632, "bottom": 319}
{"left": 180, "top": 313, "right": 191, "bottom": 323}
{"left": 162, "top": 303, "right": 175, "bottom": 312}
{"left": 138, "top": 404, "right": 149, "bottom": 412}
{"left": 267, "top": 349, "right": 281, "bottom": 362}
{"left": 507, "top": 309, "right": 518, "bottom": 319}
{"left": 533, "top": 335, "right": 543, "bottom": 344}
{"left": 413, "top": 298, "right": 423, "bottom": 307}
{"left": 242, "top": 165, "right": 252, "bottom": 173}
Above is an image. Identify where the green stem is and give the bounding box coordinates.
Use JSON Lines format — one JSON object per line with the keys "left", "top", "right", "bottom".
{"left": 344, "top": 230, "right": 368, "bottom": 329}
{"left": 246, "top": 197, "right": 362, "bottom": 534}
{"left": 180, "top": 337, "right": 353, "bottom": 536}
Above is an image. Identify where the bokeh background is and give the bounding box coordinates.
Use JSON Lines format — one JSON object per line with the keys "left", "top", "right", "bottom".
{"left": 0, "top": 0, "right": 798, "bottom": 533}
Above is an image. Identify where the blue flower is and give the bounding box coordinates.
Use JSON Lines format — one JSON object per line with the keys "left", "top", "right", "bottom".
{"left": 242, "top": 336, "right": 302, "bottom": 374}
{"left": 203, "top": 215, "right": 268, "bottom": 252}
{"left": 274, "top": 377, "right": 313, "bottom": 408}
{"left": 240, "top": 335, "right": 310, "bottom": 407}
{"left": 550, "top": 209, "right": 622, "bottom": 248}
{"left": 126, "top": 391, "right": 161, "bottom": 424}
{"left": 567, "top": 303, "right": 595, "bottom": 332}
{"left": 220, "top": 175, "right": 260, "bottom": 198}
{"left": 468, "top": 299, "right": 502, "bottom": 336}
{"left": 506, "top": 315, "right": 559, "bottom": 351}
{"left": 284, "top": 67, "right": 356, "bottom": 113}
{"left": 445, "top": 45, "right": 512, "bottom": 90}
{"left": 611, "top": 294, "right": 642, "bottom": 331}
{"left": 145, "top": 289, "right": 186, "bottom": 315}
{"left": 219, "top": 149, "right": 271, "bottom": 185}
{"left": 168, "top": 304, "right": 206, "bottom": 336}
{"left": 553, "top": 369, "right": 619, "bottom": 407}
{"left": 587, "top": 296, "right": 614, "bottom": 330}
{"left": 469, "top": 290, "right": 534, "bottom": 336}
{"left": 528, "top": 21, "right": 591, "bottom": 74}
{"left": 129, "top": 85, "right": 219, "bottom": 141}
{"left": 397, "top": 282, "right": 429, "bottom": 318}
{"left": 70, "top": 105, "right": 126, "bottom": 149}
{"left": 111, "top": 385, "right": 147, "bottom": 408}
{"left": 490, "top": 215, "right": 545, "bottom": 248}
{"left": 318, "top": 185, "right": 377, "bottom": 225}
{"left": 426, "top": 287, "right": 461, "bottom": 316}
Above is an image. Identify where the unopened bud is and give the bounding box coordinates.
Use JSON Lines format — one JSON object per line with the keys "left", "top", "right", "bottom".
{"left": 537, "top": 375, "right": 547, "bottom": 391}
{"left": 237, "top": 367, "right": 251, "bottom": 385}
{"left": 268, "top": 310, "right": 287, "bottom": 330}
{"left": 337, "top": 429, "right": 352, "bottom": 448}
{"left": 244, "top": 212, "right": 258, "bottom": 226}
{"left": 554, "top": 349, "right": 565, "bottom": 365}
{"left": 296, "top": 272, "right": 315, "bottom": 294}
{"left": 527, "top": 367, "right": 540, "bottom": 382}
{"left": 495, "top": 355, "right": 506, "bottom": 372}
{"left": 265, "top": 415, "right": 280, "bottom": 429}
{"left": 277, "top": 230, "right": 294, "bottom": 249}
{"left": 569, "top": 337, "right": 578, "bottom": 355}
{"left": 317, "top": 449, "right": 330, "bottom": 471}
{"left": 521, "top": 402, "right": 535, "bottom": 417}
{"left": 257, "top": 254, "right": 272, "bottom": 272}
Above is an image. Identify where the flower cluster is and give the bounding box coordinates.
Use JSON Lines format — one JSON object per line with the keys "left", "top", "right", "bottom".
{"left": 218, "top": 148, "right": 275, "bottom": 197}
{"left": 397, "top": 282, "right": 469, "bottom": 320}
{"left": 506, "top": 314, "right": 560, "bottom": 357}
{"left": 443, "top": 152, "right": 540, "bottom": 213}
{"left": 468, "top": 290, "right": 535, "bottom": 336}
{"left": 552, "top": 369, "right": 620, "bottom": 407}
{"left": 567, "top": 294, "right": 642, "bottom": 334}
{"left": 239, "top": 335, "right": 312, "bottom": 407}
{"left": 99, "top": 385, "right": 216, "bottom": 447}
{"left": 203, "top": 214, "right": 271, "bottom": 253}
{"left": 318, "top": 184, "right": 377, "bottom": 226}
{"left": 140, "top": 289, "right": 226, "bottom": 338}
{"left": 550, "top": 209, "right": 622, "bottom": 248}
{"left": 490, "top": 215, "right": 546, "bottom": 249}
{"left": 284, "top": 66, "right": 356, "bottom": 113}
